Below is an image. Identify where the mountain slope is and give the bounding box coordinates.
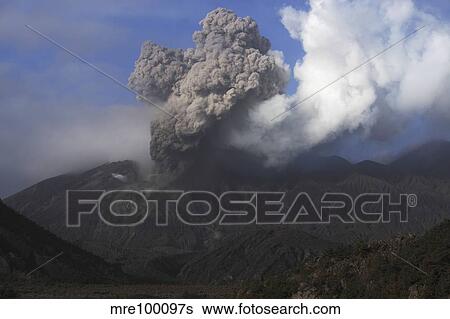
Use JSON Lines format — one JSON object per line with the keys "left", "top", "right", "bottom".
{"left": 239, "top": 220, "right": 450, "bottom": 298}
{"left": 0, "top": 199, "right": 123, "bottom": 282}
{"left": 288, "top": 220, "right": 450, "bottom": 298}
{"left": 179, "top": 228, "right": 337, "bottom": 284}
{"left": 4, "top": 141, "right": 450, "bottom": 284}
{"left": 390, "top": 140, "right": 450, "bottom": 177}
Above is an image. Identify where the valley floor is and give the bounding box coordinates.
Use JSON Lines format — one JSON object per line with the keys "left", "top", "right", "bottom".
{"left": 1, "top": 281, "right": 238, "bottom": 298}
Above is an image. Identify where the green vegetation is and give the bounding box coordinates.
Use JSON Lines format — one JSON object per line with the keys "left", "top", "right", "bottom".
{"left": 241, "top": 220, "right": 450, "bottom": 298}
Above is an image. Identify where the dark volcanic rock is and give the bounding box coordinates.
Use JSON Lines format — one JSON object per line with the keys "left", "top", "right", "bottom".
{"left": 0, "top": 199, "right": 123, "bottom": 282}
{"left": 4, "top": 141, "right": 450, "bottom": 283}
{"left": 179, "top": 228, "right": 337, "bottom": 284}
{"left": 5, "top": 161, "right": 211, "bottom": 281}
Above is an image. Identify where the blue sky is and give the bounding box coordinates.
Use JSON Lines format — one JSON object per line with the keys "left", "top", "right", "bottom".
{"left": 0, "top": 0, "right": 306, "bottom": 107}
{"left": 0, "top": 0, "right": 448, "bottom": 105}
{"left": 0, "top": 0, "right": 311, "bottom": 196}
{"left": 0, "top": 0, "right": 449, "bottom": 196}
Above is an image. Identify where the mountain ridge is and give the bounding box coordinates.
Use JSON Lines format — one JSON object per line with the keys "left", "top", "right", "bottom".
{"left": 4, "top": 140, "right": 450, "bottom": 283}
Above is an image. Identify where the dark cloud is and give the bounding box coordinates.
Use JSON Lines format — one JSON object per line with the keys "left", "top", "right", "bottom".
{"left": 129, "top": 8, "right": 289, "bottom": 173}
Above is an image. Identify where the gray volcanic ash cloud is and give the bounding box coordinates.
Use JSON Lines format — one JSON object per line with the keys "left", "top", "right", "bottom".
{"left": 130, "top": 2, "right": 450, "bottom": 173}
{"left": 129, "top": 8, "right": 289, "bottom": 173}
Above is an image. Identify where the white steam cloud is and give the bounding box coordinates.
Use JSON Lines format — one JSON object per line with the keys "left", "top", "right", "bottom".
{"left": 0, "top": 104, "right": 153, "bottom": 196}
{"left": 227, "top": 0, "right": 450, "bottom": 165}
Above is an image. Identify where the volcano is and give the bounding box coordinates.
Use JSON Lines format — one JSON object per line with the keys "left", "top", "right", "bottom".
{"left": 4, "top": 140, "right": 450, "bottom": 289}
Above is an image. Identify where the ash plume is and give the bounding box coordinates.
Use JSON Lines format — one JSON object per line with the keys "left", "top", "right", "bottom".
{"left": 129, "top": 8, "right": 288, "bottom": 174}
